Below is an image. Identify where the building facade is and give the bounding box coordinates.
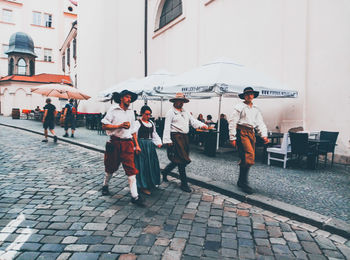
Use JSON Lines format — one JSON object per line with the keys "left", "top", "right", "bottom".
{"left": 0, "top": 0, "right": 77, "bottom": 114}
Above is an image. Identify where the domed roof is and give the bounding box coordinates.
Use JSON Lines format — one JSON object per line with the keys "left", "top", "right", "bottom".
{"left": 5, "top": 32, "right": 37, "bottom": 57}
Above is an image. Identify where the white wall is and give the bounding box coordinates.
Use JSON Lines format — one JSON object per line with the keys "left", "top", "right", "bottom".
{"left": 76, "top": 0, "right": 350, "bottom": 159}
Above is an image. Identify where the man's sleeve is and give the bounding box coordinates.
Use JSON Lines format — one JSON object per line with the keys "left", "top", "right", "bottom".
{"left": 162, "top": 110, "right": 173, "bottom": 144}
{"left": 256, "top": 109, "right": 268, "bottom": 138}
{"left": 101, "top": 109, "right": 112, "bottom": 125}
{"left": 228, "top": 106, "right": 240, "bottom": 141}
{"left": 189, "top": 113, "right": 206, "bottom": 129}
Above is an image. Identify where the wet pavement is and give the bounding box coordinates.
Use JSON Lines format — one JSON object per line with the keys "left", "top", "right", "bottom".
{"left": 1, "top": 125, "right": 350, "bottom": 259}
{"left": 0, "top": 116, "right": 349, "bottom": 224}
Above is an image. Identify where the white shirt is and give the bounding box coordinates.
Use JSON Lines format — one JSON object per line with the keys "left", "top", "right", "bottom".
{"left": 134, "top": 120, "right": 162, "bottom": 146}
{"left": 101, "top": 104, "right": 136, "bottom": 138}
{"left": 163, "top": 107, "right": 206, "bottom": 144}
{"left": 229, "top": 102, "right": 267, "bottom": 141}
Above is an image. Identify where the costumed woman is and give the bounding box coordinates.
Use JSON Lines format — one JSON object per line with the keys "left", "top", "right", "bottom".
{"left": 134, "top": 105, "right": 162, "bottom": 195}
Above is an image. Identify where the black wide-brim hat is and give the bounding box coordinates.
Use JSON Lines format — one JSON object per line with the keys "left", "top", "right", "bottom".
{"left": 112, "top": 90, "right": 138, "bottom": 104}
{"left": 238, "top": 87, "right": 259, "bottom": 99}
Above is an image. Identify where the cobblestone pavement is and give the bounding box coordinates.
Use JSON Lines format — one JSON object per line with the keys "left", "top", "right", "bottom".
{"left": 1, "top": 117, "right": 349, "bottom": 224}
{"left": 1, "top": 126, "right": 350, "bottom": 259}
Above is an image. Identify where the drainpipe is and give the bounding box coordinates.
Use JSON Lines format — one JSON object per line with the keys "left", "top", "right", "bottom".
{"left": 144, "top": 0, "right": 148, "bottom": 105}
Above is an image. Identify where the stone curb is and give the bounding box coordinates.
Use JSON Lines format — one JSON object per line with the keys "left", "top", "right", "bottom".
{"left": 1, "top": 122, "right": 349, "bottom": 239}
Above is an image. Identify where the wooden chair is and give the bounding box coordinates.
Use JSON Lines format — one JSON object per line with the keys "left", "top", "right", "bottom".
{"left": 267, "top": 133, "right": 291, "bottom": 168}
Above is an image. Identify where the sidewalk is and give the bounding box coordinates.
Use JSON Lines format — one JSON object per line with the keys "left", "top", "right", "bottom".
{"left": 0, "top": 125, "right": 349, "bottom": 259}
{"left": 1, "top": 117, "right": 349, "bottom": 233}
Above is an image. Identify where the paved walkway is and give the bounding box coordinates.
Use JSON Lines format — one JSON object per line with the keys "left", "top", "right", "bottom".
{"left": 0, "top": 125, "right": 350, "bottom": 259}
{"left": 1, "top": 116, "right": 349, "bottom": 225}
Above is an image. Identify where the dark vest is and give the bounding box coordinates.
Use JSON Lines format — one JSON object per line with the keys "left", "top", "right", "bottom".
{"left": 138, "top": 119, "right": 153, "bottom": 139}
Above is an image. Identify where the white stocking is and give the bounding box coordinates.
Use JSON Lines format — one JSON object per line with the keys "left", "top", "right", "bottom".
{"left": 103, "top": 172, "right": 113, "bottom": 186}
{"left": 128, "top": 175, "right": 138, "bottom": 198}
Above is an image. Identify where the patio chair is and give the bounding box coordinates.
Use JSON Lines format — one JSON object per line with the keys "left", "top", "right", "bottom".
{"left": 289, "top": 132, "right": 317, "bottom": 168}
{"left": 267, "top": 133, "right": 291, "bottom": 168}
{"left": 317, "top": 131, "right": 339, "bottom": 167}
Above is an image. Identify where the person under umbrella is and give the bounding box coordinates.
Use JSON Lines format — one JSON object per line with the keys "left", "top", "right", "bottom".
{"left": 162, "top": 93, "right": 210, "bottom": 192}
{"left": 101, "top": 90, "right": 144, "bottom": 206}
{"left": 134, "top": 105, "right": 162, "bottom": 195}
{"left": 229, "top": 87, "right": 269, "bottom": 194}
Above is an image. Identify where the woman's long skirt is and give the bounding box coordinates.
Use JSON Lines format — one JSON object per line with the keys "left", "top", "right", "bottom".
{"left": 135, "top": 139, "right": 161, "bottom": 189}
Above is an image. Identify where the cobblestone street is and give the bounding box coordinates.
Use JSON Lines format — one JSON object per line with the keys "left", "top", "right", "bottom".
{"left": 1, "top": 126, "right": 350, "bottom": 259}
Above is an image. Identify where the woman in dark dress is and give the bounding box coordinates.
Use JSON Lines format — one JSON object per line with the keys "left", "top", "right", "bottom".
{"left": 134, "top": 106, "right": 162, "bottom": 195}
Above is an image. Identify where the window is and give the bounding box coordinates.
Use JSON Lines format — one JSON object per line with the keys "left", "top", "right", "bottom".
{"left": 62, "top": 53, "right": 65, "bottom": 72}
{"left": 44, "top": 13, "right": 52, "bottom": 27}
{"left": 2, "top": 9, "right": 13, "bottom": 23}
{"left": 73, "top": 38, "right": 76, "bottom": 59}
{"left": 2, "top": 44, "right": 9, "bottom": 57}
{"left": 8, "top": 58, "right": 14, "bottom": 75}
{"left": 34, "top": 47, "right": 41, "bottom": 60}
{"left": 159, "top": 0, "right": 182, "bottom": 28}
{"left": 29, "top": 60, "right": 34, "bottom": 76}
{"left": 44, "top": 48, "right": 52, "bottom": 62}
{"left": 17, "top": 58, "right": 26, "bottom": 75}
{"left": 32, "top": 11, "right": 41, "bottom": 25}
{"left": 67, "top": 45, "right": 70, "bottom": 67}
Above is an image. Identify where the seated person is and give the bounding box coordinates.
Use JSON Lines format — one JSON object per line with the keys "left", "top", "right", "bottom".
{"left": 205, "top": 115, "right": 216, "bottom": 128}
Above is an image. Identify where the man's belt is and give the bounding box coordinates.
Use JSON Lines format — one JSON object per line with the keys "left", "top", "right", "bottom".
{"left": 236, "top": 124, "right": 254, "bottom": 132}
{"left": 110, "top": 136, "right": 132, "bottom": 141}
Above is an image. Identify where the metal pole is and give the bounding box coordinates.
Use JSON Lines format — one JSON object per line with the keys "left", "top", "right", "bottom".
{"left": 144, "top": 0, "right": 148, "bottom": 77}
{"left": 216, "top": 95, "right": 222, "bottom": 150}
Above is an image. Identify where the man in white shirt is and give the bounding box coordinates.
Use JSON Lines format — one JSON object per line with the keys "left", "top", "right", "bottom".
{"left": 229, "top": 87, "right": 269, "bottom": 194}
{"left": 101, "top": 90, "right": 144, "bottom": 206}
{"left": 162, "top": 93, "right": 209, "bottom": 192}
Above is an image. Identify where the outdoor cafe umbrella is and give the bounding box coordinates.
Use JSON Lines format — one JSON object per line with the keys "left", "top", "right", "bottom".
{"left": 31, "top": 84, "right": 91, "bottom": 100}
{"left": 154, "top": 58, "right": 298, "bottom": 149}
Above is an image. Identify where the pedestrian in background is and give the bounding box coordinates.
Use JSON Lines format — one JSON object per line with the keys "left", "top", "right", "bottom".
{"left": 134, "top": 105, "right": 162, "bottom": 195}
{"left": 162, "top": 93, "right": 210, "bottom": 192}
{"left": 229, "top": 87, "right": 269, "bottom": 194}
{"left": 101, "top": 90, "right": 144, "bottom": 206}
{"left": 62, "top": 99, "right": 76, "bottom": 138}
{"left": 42, "top": 98, "right": 57, "bottom": 143}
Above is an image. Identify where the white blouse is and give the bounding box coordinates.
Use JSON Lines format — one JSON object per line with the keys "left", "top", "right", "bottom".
{"left": 134, "top": 120, "right": 162, "bottom": 146}
{"left": 229, "top": 102, "right": 267, "bottom": 141}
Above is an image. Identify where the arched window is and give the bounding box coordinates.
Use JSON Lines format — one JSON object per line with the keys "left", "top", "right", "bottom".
{"left": 30, "top": 60, "right": 35, "bottom": 76}
{"left": 8, "top": 58, "right": 14, "bottom": 75}
{"left": 17, "top": 58, "right": 27, "bottom": 75}
{"left": 159, "top": 0, "right": 182, "bottom": 28}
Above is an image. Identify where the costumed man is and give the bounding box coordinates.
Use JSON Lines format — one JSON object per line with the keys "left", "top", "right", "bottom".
{"left": 101, "top": 90, "right": 144, "bottom": 206}
{"left": 229, "top": 87, "right": 269, "bottom": 194}
{"left": 162, "top": 93, "right": 210, "bottom": 192}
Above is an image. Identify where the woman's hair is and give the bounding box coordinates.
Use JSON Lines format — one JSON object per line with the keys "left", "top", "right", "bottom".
{"left": 140, "top": 105, "right": 152, "bottom": 115}
{"left": 207, "top": 115, "right": 212, "bottom": 120}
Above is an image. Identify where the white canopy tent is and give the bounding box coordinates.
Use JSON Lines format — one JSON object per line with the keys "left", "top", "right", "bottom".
{"left": 98, "top": 70, "right": 211, "bottom": 116}
{"left": 153, "top": 58, "right": 298, "bottom": 149}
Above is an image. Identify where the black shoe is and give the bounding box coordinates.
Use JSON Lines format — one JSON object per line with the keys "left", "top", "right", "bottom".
{"left": 71, "top": 134, "right": 74, "bottom": 138}
{"left": 131, "top": 196, "right": 145, "bottom": 206}
{"left": 237, "top": 182, "right": 253, "bottom": 194}
{"left": 101, "top": 186, "right": 110, "bottom": 196}
{"left": 180, "top": 185, "right": 192, "bottom": 193}
{"left": 63, "top": 133, "right": 69, "bottom": 137}
{"left": 53, "top": 136, "right": 57, "bottom": 143}
{"left": 42, "top": 139, "right": 48, "bottom": 143}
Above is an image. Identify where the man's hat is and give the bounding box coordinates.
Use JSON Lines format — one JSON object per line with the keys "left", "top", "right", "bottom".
{"left": 169, "top": 93, "right": 189, "bottom": 103}
{"left": 112, "top": 90, "right": 138, "bottom": 104}
{"left": 238, "top": 87, "right": 259, "bottom": 99}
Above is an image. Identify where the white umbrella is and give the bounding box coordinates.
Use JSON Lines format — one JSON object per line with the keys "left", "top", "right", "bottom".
{"left": 31, "top": 84, "right": 91, "bottom": 100}
{"left": 154, "top": 58, "right": 298, "bottom": 149}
